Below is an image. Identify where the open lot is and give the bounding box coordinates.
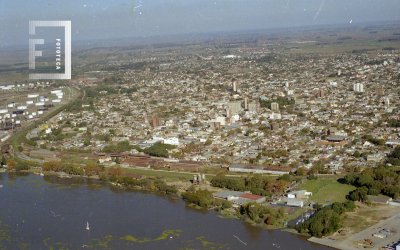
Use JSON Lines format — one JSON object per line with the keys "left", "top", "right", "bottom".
{"left": 309, "top": 203, "right": 400, "bottom": 250}
{"left": 297, "top": 178, "right": 356, "bottom": 204}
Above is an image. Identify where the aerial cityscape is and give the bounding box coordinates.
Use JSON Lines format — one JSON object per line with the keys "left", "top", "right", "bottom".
{"left": 1, "top": 1, "right": 400, "bottom": 249}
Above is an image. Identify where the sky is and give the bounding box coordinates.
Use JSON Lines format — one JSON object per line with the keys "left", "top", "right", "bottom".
{"left": 0, "top": 0, "right": 400, "bottom": 46}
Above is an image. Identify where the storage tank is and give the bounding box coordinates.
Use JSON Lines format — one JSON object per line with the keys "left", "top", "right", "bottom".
{"left": 32, "top": 112, "right": 37, "bottom": 116}
{"left": 7, "top": 103, "right": 15, "bottom": 108}
{"left": 35, "top": 102, "right": 44, "bottom": 106}
{"left": 27, "top": 94, "right": 39, "bottom": 98}
{"left": 52, "top": 99, "right": 61, "bottom": 103}
{"left": 26, "top": 100, "right": 34, "bottom": 105}
{"left": 28, "top": 115, "right": 33, "bottom": 119}
{"left": 44, "top": 98, "right": 49, "bottom": 102}
{"left": 193, "top": 175, "right": 197, "bottom": 182}
{"left": 17, "top": 106, "right": 27, "bottom": 110}
{"left": 40, "top": 98, "right": 45, "bottom": 102}
{"left": 51, "top": 89, "right": 62, "bottom": 94}
{"left": 16, "top": 120, "right": 20, "bottom": 124}
{"left": 38, "top": 111, "right": 43, "bottom": 115}
{"left": 0, "top": 109, "right": 8, "bottom": 114}
{"left": 12, "top": 114, "right": 16, "bottom": 117}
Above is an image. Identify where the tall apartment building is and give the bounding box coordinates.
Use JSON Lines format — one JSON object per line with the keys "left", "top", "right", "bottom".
{"left": 228, "top": 101, "right": 241, "bottom": 114}
{"left": 376, "top": 86, "right": 384, "bottom": 96}
{"left": 271, "top": 102, "right": 279, "bottom": 111}
{"left": 243, "top": 97, "right": 248, "bottom": 110}
{"left": 353, "top": 83, "right": 364, "bottom": 92}
{"left": 248, "top": 102, "right": 259, "bottom": 113}
{"left": 151, "top": 116, "right": 160, "bottom": 127}
{"left": 318, "top": 89, "right": 324, "bottom": 98}
{"left": 232, "top": 82, "right": 238, "bottom": 92}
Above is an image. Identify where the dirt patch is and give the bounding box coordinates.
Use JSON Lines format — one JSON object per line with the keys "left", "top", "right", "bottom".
{"left": 331, "top": 201, "right": 400, "bottom": 239}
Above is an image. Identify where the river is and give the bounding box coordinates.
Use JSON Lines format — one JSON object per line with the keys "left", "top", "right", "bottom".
{"left": 0, "top": 172, "right": 331, "bottom": 249}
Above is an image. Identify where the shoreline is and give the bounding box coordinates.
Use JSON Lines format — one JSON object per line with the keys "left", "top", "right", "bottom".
{"left": 1, "top": 170, "right": 324, "bottom": 247}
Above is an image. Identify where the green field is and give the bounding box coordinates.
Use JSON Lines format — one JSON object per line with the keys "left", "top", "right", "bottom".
{"left": 297, "top": 178, "right": 356, "bottom": 204}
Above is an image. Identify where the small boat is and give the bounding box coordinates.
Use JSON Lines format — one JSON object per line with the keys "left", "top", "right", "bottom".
{"left": 86, "top": 222, "right": 89, "bottom": 230}
{"left": 40, "top": 173, "right": 44, "bottom": 176}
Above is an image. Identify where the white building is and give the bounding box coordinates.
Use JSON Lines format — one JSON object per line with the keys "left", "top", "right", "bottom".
{"left": 353, "top": 83, "right": 364, "bottom": 92}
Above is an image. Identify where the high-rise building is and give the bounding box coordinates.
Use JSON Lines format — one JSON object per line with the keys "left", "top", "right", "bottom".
{"left": 353, "top": 83, "right": 364, "bottom": 92}
{"left": 385, "top": 98, "right": 390, "bottom": 106}
{"left": 244, "top": 97, "right": 248, "bottom": 110}
{"left": 271, "top": 122, "right": 279, "bottom": 131}
{"left": 226, "top": 109, "right": 231, "bottom": 118}
{"left": 271, "top": 102, "right": 279, "bottom": 111}
{"left": 228, "top": 101, "right": 241, "bottom": 114}
{"left": 318, "top": 89, "right": 324, "bottom": 98}
{"left": 232, "top": 82, "right": 238, "bottom": 92}
{"left": 376, "top": 86, "right": 384, "bottom": 96}
{"left": 248, "top": 102, "right": 259, "bottom": 113}
{"left": 151, "top": 116, "right": 160, "bottom": 127}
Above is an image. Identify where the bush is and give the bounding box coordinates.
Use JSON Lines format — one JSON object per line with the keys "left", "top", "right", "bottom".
{"left": 16, "top": 163, "right": 29, "bottom": 172}
{"left": 18, "top": 146, "right": 23, "bottom": 152}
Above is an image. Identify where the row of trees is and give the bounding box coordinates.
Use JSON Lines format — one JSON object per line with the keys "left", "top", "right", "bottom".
{"left": 210, "top": 173, "right": 287, "bottom": 197}
{"left": 344, "top": 165, "right": 400, "bottom": 199}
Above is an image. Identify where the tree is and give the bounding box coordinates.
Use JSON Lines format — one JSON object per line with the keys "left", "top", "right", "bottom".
{"left": 1, "top": 155, "right": 6, "bottom": 166}
{"left": 7, "top": 158, "right": 16, "bottom": 170}
{"left": 204, "top": 139, "right": 212, "bottom": 146}
{"left": 84, "top": 139, "right": 90, "bottom": 146}
{"left": 18, "top": 146, "right": 23, "bottom": 152}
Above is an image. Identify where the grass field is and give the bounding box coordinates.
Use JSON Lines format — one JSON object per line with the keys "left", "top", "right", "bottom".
{"left": 297, "top": 178, "right": 356, "bottom": 204}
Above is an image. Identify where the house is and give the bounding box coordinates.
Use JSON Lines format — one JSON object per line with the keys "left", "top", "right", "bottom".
{"left": 286, "top": 200, "right": 304, "bottom": 207}
{"left": 287, "top": 190, "right": 312, "bottom": 199}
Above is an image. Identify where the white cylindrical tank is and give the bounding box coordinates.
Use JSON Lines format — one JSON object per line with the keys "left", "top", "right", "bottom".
{"left": 40, "top": 98, "right": 45, "bottom": 102}
{"left": 52, "top": 99, "right": 61, "bottom": 103}
{"left": 12, "top": 114, "right": 16, "bottom": 117}
{"left": 7, "top": 103, "right": 14, "bottom": 108}
{"left": 17, "top": 106, "right": 27, "bottom": 110}
{"left": 11, "top": 119, "right": 14, "bottom": 122}
{"left": 38, "top": 111, "right": 43, "bottom": 115}
{"left": 16, "top": 120, "right": 20, "bottom": 124}
{"left": 26, "top": 100, "right": 34, "bottom": 105}
{"left": 28, "top": 115, "right": 33, "bottom": 119}
{"left": 0, "top": 109, "right": 8, "bottom": 114}
{"left": 27, "top": 94, "right": 39, "bottom": 98}
{"left": 32, "top": 112, "right": 37, "bottom": 116}
{"left": 26, "top": 111, "right": 29, "bottom": 115}
{"left": 35, "top": 102, "right": 44, "bottom": 106}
